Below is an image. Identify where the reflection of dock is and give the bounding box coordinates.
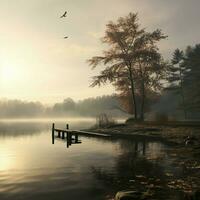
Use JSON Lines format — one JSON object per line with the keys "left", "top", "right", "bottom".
{"left": 51, "top": 123, "right": 111, "bottom": 148}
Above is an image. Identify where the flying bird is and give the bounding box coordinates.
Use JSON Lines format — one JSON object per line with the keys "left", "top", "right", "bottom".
{"left": 64, "top": 36, "right": 68, "bottom": 39}
{"left": 60, "top": 11, "right": 67, "bottom": 18}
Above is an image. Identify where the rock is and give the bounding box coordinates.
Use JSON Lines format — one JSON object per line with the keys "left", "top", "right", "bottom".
{"left": 184, "top": 136, "right": 196, "bottom": 146}
{"left": 115, "top": 189, "right": 155, "bottom": 200}
{"left": 185, "top": 139, "right": 195, "bottom": 146}
{"left": 115, "top": 191, "right": 142, "bottom": 200}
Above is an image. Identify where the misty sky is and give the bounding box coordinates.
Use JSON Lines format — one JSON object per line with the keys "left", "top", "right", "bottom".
{"left": 0, "top": 0, "right": 200, "bottom": 104}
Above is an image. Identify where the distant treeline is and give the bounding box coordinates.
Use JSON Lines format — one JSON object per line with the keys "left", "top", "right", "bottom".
{"left": 0, "top": 95, "right": 130, "bottom": 118}
{"left": 0, "top": 92, "right": 199, "bottom": 119}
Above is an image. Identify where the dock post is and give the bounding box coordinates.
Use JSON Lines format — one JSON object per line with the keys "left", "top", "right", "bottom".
{"left": 66, "top": 135, "right": 70, "bottom": 148}
{"left": 66, "top": 133, "right": 71, "bottom": 148}
{"left": 75, "top": 133, "right": 78, "bottom": 143}
{"left": 52, "top": 123, "right": 55, "bottom": 144}
{"left": 69, "top": 132, "right": 72, "bottom": 145}
{"left": 66, "top": 124, "right": 69, "bottom": 147}
{"left": 58, "top": 131, "right": 61, "bottom": 138}
{"left": 62, "top": 131, "right": 65, "bottom": 139}
{"left": 67, "top": 132, "right": 72, "bottom": 146}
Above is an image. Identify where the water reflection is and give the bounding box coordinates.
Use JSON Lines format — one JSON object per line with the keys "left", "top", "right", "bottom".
{"left": 0, "top": 121, "right": 196, "bottom": 200}
{"left": 52, "top": 131, "right": 82, "bottom": 148}
{"left": 91, "top": 139, "right": 168, "bottom": 191}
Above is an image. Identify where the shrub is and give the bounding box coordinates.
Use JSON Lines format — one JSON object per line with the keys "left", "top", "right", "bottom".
{"left": 96, "top": 113, "right": 116, "bottom": 128}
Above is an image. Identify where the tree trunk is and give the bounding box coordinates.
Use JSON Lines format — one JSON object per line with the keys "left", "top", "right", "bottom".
{"left": 128, "top": 67, "right": 138, "bottom": 119}
{"left": 140, "top": 80, "right": 145, "bottom": 121}
{"left": 139, "top": 62, "right": 145, "bottom": 121}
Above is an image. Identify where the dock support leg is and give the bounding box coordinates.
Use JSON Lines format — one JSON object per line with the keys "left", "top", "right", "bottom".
{"left": 67, "top": 132, "right": 72, "bottom": 145}
{"left": 69, "top": 133, "right": 72, "bottom": 145}
{"left": 66, "top": 132, "right": 71, "bottom": 148}
{"left": 75, "top": 133, "right": 78, "bottom": 143}
{"left": 66, "top": 124, "right": 69, "bottom": 147}
{"left": 52, "top": 123, "right": 55, "bottom": 144}
{"left": 58, "top": 131, "right": 61, "bottom": 138}
{"left": 62, "top": 131, "right": 65, "bottom": 139}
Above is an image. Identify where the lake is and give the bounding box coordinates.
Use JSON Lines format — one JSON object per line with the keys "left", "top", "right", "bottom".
{"left": 0, "top": 119, "right": 195, "bottom": 200}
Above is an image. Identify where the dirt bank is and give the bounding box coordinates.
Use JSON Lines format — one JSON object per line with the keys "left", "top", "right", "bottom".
{"left": 88, "top": 123, "right": 200, "bottom": 145}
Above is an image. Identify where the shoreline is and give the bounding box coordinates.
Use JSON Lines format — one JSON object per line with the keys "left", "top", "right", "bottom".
{"left": 86, "top": 123, "right": 200, "bottom": 145}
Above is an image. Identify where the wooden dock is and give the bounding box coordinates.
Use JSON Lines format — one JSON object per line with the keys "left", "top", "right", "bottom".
{"left": 51, "top": 123, "right": 111, "bottom": 148}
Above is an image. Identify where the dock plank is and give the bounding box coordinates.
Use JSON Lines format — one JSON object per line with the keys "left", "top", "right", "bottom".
{"left": 73, "top": 130, "right": 111, "bottom": 137}
{"left": 54, "top": 128, "right": 110, "bottom": 137}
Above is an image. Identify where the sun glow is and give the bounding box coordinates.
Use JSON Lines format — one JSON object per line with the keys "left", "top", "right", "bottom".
{"left": 0, "top": 64, "right": 19, "bottom": 82}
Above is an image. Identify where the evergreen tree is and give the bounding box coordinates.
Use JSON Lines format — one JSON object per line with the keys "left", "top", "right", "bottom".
{"left": 167, "top": 49, "right": 187, "bottom": 119}
{"left": 183, "top": 44, "right": 200, "bottom": 112}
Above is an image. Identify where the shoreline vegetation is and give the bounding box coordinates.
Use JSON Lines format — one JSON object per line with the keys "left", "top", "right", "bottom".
{"left": 88, "top": 119, "right": 200, "bottom": 145}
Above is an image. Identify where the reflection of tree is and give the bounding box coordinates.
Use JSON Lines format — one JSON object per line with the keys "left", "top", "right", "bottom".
{"left": 91, "top": 139, "right": 171, "bottom": 199}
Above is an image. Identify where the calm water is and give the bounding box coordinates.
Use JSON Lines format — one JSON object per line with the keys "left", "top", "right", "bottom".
{"left": 0, "top": 119, "right": 190, "bottom": 200}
